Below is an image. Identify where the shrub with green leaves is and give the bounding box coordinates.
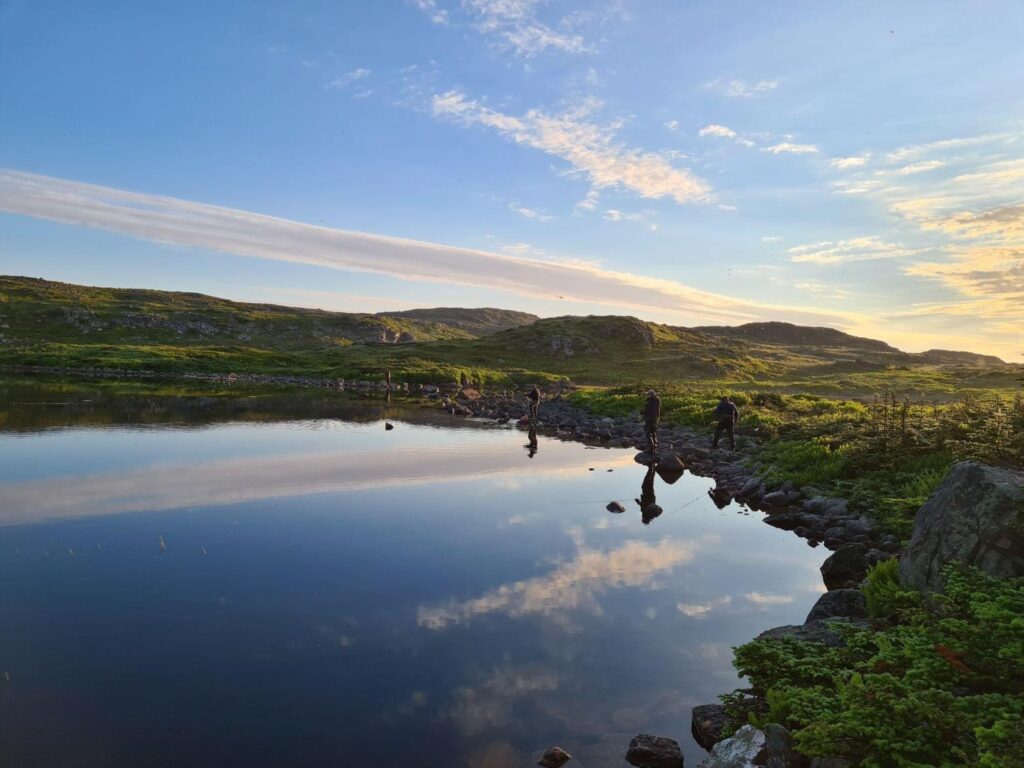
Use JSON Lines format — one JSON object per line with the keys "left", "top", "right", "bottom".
{"left": 726, "top": 566, "right": 1024, "bottom": 767}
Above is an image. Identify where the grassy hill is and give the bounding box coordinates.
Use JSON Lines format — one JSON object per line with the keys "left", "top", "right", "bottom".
{"left": 1, "top": 276, "right": 1020, "bottom": 396}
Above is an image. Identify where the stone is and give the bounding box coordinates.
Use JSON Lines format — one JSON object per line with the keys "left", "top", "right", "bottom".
{"left": 607, "top": 501, "right": 626, "bottom": 513}
{"left": 538, "top": 746, "right": 572, "bottom": 768}
{"left": 625, "top": 733, "right": 684, "bottom": 768}
{"left": 384, "top": 422, "right": 394, "bottom": 431}
{"left": 804, "top": 589, "right": 867, "bottom": 623}
{"left": 657, "top": 453, "right": 685, "bottom": 472}
{"left": 899, "top": 461, "right": 1024, "bottom": 593}
{"left": 763, "top": 511, "right": 802, "bottom": 530}
{"left": 762, "top": 491, "right": 790, "bottom": 508}
{"left": 820, "top": 543, "right": 870, "bottom": 590}
{"left": 762, "top": 724, "right": 804, "bottom": 768}
{"left": 691, "top": 703, "right": 730, "bottom": 751}
{"left": 757, "top": 617, "right": 867, "bottom": 648}
{"left": 698, "top": 724, "right": 765, "bottom": 767}
{"left": 843, "top": 516, "right": 874, "bottom": 537}
{"left": 822, "top": 498, "right": 849, "bottom": 517}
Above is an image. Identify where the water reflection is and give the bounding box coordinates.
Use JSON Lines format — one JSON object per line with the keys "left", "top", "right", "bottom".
{"left": 0, "top": 378, "right": 827, "bottom": 767}
{"left": 417, "top": 526, "right": 697, "bottom": 630}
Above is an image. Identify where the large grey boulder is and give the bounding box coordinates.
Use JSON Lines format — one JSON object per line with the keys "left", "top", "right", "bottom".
{"left": 820, "top": 544, "right": 891, "bottom": 590}
{"left": 900, "top": 461, "right": 1024, "bottom": 593}
{"left": 698, "top": 724, "right": 804, "bottom": 768}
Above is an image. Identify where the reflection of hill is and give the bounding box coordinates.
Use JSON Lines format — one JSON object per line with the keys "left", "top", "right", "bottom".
{"left": 0, "top": 376, "right": 468, "bottom": 433}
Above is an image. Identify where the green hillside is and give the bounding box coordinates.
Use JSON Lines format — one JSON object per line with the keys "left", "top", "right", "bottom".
{"left": 1, "top": 276, "right": 1020, "bottom": 395}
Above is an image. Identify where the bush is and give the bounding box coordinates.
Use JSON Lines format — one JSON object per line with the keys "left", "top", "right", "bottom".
{"left": 725, "top": 566, "right": 1024, "bottom": 766}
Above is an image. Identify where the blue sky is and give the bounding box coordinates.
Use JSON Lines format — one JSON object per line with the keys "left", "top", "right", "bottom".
{"left": 1, "top": 1, "right": 1022, "bottom": 359}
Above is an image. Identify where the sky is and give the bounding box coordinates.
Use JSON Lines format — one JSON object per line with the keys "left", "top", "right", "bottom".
{"left": 0, "top": 0, "right": 1022, "bottom": 360}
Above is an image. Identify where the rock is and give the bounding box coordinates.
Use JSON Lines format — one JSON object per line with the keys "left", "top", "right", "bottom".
{"left": 762, "top": 724, "right": 805, "bottom": 768}
{"left": 384, "top": 422, "right": 394, "bottom": 431}
{"left": 635, "top": 451, "right": 655, "bottom": 465}
{"left": 763, "top": 511, "right": 802, "bottom": 531}
{"left": 679, "top": 445, "right": 711, "bottom": 461}
{"left": 538, "top": 746, "right": 572, "bottom": 768}
{"left": 625, "top": 733, "right": 684, "bottom": 768}
{"left": 762, "top": 491, "right": 790, "bottom": 508}
{"left": 843, "top": 516, "right": 874, "bottom": 537}
{"left": 820, "top": 543, "right": 870, "bottom": 590}
{"left": 691, "top": 704, "right": 730, "bottom": 751}
{"left": 804, "top": 589, "right": 867, "bottom": 623}
{"left": 607, "top": 501, "right": 626, "bottom": 513}
{"left": 656, "top": 453, "right": 685, "bottom": 472}
{"left": 698, "top": 724, "right": 764, "bottom": 767}
{"left": 757, "top": 617, "right": 867, "bottom": 647}
{"left": 822, "top": 498, "right": 849, "bottom": 517}
{"left": 899, "top": 461, "right": 1024, "bottom": 593}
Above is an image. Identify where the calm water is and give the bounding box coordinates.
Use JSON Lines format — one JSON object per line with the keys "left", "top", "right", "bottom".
{"left": 0, "top": 380, "right": 825, "bottom": 767}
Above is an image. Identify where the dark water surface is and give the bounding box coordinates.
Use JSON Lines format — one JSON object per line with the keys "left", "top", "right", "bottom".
{"left": 0, "top": 379, "right": 826, "bottom": 767}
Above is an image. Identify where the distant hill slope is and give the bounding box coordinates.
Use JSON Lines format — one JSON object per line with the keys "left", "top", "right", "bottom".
{"left": 693, "top": 321, "right": 899, "bottom": 354}
{"left": 379, "top": 307, "right": 537, "bottom": 336}
{"left": 0, "top": 276, "right": 1016, "bottom": 390}
{"left": 0, "top": 276, "right": 478, "bottom": 348}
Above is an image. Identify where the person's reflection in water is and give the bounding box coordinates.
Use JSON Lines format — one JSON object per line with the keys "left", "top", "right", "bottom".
{"left": 707, "top": 486, "right": 732, "bottom": 509}
{"left": 385, "top": 390, "right": 391, "bottom": 404}
{"left": 525, "top": 427, "right": 538, "bottom": 458}
{"left": 636, "top": 464, "right": 662, "bottom": 524}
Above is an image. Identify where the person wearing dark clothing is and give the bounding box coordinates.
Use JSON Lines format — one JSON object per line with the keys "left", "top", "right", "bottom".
{"left": 712, "top": 396, "right": 739, "bottom": 450}
{"left": 643, "top": 389, "right": 661, "bottom": 455}
{"left": 636, "top": 464, "right": 662, "bottom": 524}
{"left": 527, "top": 385, "right": 541, "bottom": 420}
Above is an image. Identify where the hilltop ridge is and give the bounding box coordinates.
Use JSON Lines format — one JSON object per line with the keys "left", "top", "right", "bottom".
{"left": 0, "top": 276, "right": 1017, "bottom": 392}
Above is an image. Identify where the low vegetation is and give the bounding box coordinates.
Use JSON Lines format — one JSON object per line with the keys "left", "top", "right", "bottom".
{"left": 724, "top": 564, "right": 1024, "bottom": 767}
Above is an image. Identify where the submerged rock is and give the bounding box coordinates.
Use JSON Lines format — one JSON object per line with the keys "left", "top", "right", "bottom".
{"left": 899, "top": 461, "right": 1024, "bottom": 593}
{"left": 538, "top": 745, "right": 572, "bottom": 768}
{"left": 625, "top": 733, "right": 684, "bottom": 768}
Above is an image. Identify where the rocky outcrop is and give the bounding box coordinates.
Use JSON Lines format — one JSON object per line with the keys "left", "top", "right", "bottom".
{"left": 625, "top": 733, "right": 684, "bottom": 768}
{"left": 899, "top": 461, "right": 1024, "bottom": 593}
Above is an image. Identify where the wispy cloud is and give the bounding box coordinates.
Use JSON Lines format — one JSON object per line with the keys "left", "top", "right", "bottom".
{"left": 706, "top": 77, "right": 779, "bottom": 98}
{"left": 508, "top": 202, "right": 553, "bottom": 221}
{"left": 411, "top": 0, "right": 449, "bottom": 25}
{"left": 326, "top": 67, "right": 371, "bottom": 89}
{"left": 431, "top": 91, "right": 714, "bottom": 206}
{"left": 788, "top": 236, "right": 921, "bottom": 265}
{"left": 664, "top": 119, "right": 680, "bottom": 132}
{"left": 676, "top": 595, "right": 732, "bottom": 618}
{"left": 762, "top": 142, "right": 819, "bottom": 155}
{"left": 896, "top": 159, "right": 945, "bottom": 175}
{"left": 461, "top": 0, "right": 588, "bottom": 56}
{"left": 698, "top": 124, "right": 736, "bottom": 139}
{"left": 0, "top": 170, "right": 856, "bottom": 327}
{"left": 829, "top": 153, "right": 871, "bottom": 170}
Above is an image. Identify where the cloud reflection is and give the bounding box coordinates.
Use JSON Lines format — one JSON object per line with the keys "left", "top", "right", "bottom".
{"left": 417, "top": 527, "right": 697, "bottom": 630}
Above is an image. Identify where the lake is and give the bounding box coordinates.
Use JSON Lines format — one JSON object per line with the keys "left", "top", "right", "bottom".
{"left": 0, "top": 379, "right": 826, "bottom": 767}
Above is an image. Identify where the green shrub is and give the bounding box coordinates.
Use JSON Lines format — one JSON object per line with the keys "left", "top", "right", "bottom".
{"left": 724, "top": 566, "right": 1024, "bottom": 766}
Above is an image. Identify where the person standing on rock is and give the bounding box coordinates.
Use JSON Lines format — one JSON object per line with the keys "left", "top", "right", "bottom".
{"left": 643, "top": 389, "right": 661, "bottom": 455}
{"left": 528, "top": 384, "right": 541, "bottom": 421}
{"left": 712, "top": 396, "right": 739, "bottom": 450}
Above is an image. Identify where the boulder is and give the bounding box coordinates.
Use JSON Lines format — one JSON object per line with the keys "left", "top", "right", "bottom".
{"left": 625, "top": 733, "right": 684, "bottom": 768}
{"left": 657, "top": 453, "right": 685, "bottom": 472}
{"left": 384, "top": 422, "right": 394, "bottom": 431}
{"left": 899, "top": 461, "right": 1024, "bottom": 593}
{"left": 820, "top": 544, "right": 870, "bottom": 590}
{"left": 538, "top": 746, "right": 572, "bottom": 768}
{"left": 757, "top": 617, "right": 867, "bottom": 648}
{"left": 763, "top": 511, "right": 802, "bottom": 531}
{"left": 762, "top": 491, "right": 790, "bottom": 508}
{"left": 691, "top": 704, "right": 730, "bottom": 751}
{"left": 607, "top": 501, "right": 626, "bottom": 513}
{"left": 698, "top": 724, "right": 764, "bottom": 767}
{"left": 804, "top": 589, "right": 867, "bottom": 623}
